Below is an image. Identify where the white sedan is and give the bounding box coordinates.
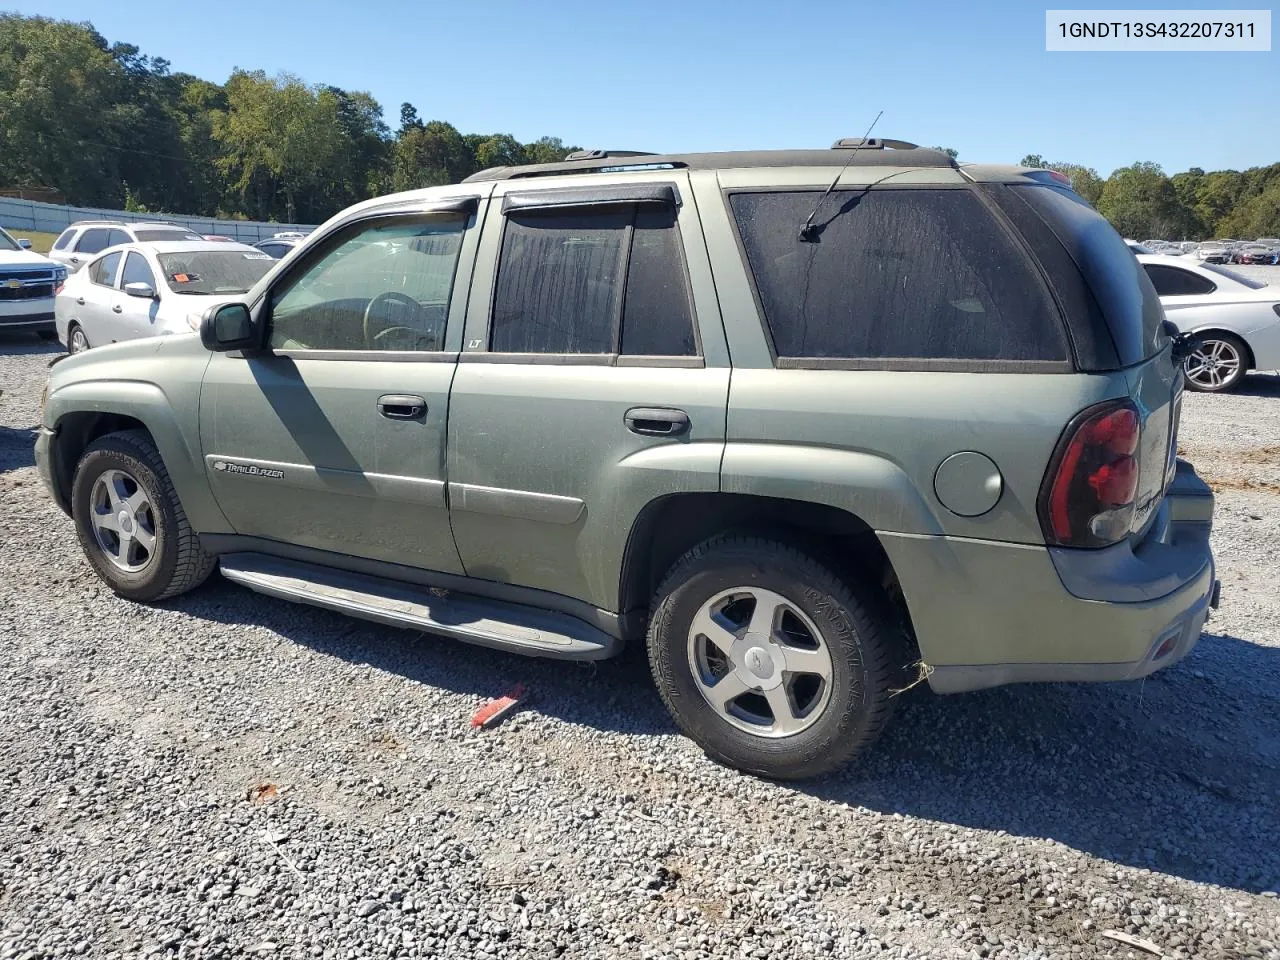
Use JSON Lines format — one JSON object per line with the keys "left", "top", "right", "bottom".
{"left": 1137, "top": 254, "right": 1280, "bottom": 392}
{"left": 55, "top": 241, "right": 276, "bottom": 353}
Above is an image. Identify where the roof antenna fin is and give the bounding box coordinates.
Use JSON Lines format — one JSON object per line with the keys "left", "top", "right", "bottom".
{"left": 798, "top": 111, "right": 883, "bottom": 242}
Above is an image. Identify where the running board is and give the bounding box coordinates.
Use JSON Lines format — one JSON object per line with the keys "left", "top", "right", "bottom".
{"left": 218, "top": 552, "right": 618, "bottom": 660}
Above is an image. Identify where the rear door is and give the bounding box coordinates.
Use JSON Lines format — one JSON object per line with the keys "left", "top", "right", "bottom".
{"left": 79, "top": 251, "right": 124, "bottom": 343}
{"left": 446, "top": 175, "right": 729, "bottom": 612}
{"left": 199, "top": 200, "right": 484, "bottom": 572}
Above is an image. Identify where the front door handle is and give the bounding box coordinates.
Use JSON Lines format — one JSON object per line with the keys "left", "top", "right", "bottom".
{"left": 377, "top": 394, "right": 427, "bottom": 420}
{"left": 111, "top": 304, "right": 122, "bottom": 313}
{"left": 624, "top": 407, "right": 690, "bottom": 437}
{"left": 76, "top": 297, "right": 85, "bottom": 305}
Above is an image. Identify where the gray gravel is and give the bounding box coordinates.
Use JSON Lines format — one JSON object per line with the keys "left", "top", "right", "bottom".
{"left": 2, "top": 333, "right": 1279, "bottom": 960}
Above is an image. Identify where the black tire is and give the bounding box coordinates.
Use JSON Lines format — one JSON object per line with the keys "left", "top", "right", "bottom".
{"left": 646, "top": 535, "right": 900, "bottom": 780}
{"left": 71, "top": 429, "right": 217, "bottom": 602}
{"left": 1182, "top": 332, "right": 1249, "bottom": 393}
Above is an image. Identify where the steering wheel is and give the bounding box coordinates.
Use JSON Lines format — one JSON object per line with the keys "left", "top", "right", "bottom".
{"left": 362, "top": 291, "right": 422, "bottom": 348}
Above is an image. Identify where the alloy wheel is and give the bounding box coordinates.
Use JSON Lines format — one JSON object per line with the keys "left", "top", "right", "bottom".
{"left": 1184, "top": 338, "right": 1242, "bottom": 390}
{"left": 88, "top": 468, "right": 158, "bottom": 573}
{"left": 69, "top": 328, "right": 88, "bottom": 354}
{"left": 687, "top": 587, "right": 834, "bottom": 738}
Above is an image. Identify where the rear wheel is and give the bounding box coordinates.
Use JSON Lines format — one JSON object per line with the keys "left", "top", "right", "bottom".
{"left": 1184, "top": 333, "right": 1248, "bottom": 392}
{"left": 646, "top": 535, "right": 900, "bottom": 780}
{"left": 71, "top": 430, "right": 216, "bottom": 602}
{"left": 68, "top": 324, "right": 89, "bottom": 354}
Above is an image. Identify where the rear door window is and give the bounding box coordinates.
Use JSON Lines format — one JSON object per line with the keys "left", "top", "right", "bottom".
{"left": 89, "top": 252, "right": 123, "bottom": 287}
{"left": 491, "top": 204, "right": 698, "bottom": 357}
{"left": 1143, "top": 264, "right": 1216, "bottom": 296}
{"left": 105, "top": 229, "right": 130, "bottom": 248}
{"left": 728, "top": 189, "right": 1067, "bottom": 364}
{"left": 75, "top": 228, "right": 112, "bottom": 254}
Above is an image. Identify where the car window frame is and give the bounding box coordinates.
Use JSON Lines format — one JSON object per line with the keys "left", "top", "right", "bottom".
{"left": 465, "top": 184, "right": 704, "bottom": 369}
{"left": 1142, "top": 263, "right": 1217, "bottom": 297}
{"left": 721, "top": 183, "right": 1075, "bottom": 374}
{"left": 256, "top": 200, "right": 482, "bottom": 362}
{"left": 88, "top": 251, "right": 124, "bottom": 289}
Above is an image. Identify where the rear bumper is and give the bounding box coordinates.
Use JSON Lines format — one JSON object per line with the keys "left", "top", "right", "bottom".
{"left": 880, "top": 460, "right": 1217, "bottom": 694}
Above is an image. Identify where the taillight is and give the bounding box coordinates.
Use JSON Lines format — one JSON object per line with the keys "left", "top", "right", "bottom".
{"left": 1039, "top": 400, "right": 1142, "bottom": 548}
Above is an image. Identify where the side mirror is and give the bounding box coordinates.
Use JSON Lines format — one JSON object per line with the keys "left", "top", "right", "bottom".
{"left": 124, "top": 281, "right": 157, "bottom": 299}
{"left": 17, "top": 238, "right": 32, "bottom": 250}
{"left": 200, "top": 302, "right": 257, "bottom": 352}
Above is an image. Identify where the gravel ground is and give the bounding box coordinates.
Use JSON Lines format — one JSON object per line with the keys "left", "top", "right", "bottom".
{"left": 1, "top": 329, "right": 1278, "bottom": 960}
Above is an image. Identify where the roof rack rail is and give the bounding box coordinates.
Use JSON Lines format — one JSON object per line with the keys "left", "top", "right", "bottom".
{"left": 831, "top": 137, "right": 919, "bottom": 150}
{"left": 563, "top": 149, "right": 657, "bottom": 162}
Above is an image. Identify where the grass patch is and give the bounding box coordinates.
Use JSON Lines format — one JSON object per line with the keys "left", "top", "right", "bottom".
{"left": 9, "top": 230, "right": 61, "bottom": 254}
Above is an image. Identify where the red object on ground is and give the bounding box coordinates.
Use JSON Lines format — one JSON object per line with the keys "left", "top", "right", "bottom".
{"left": 471, "top": 684, "right": 526, "bottom": 729}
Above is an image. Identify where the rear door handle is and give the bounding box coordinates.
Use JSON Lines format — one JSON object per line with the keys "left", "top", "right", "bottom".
{"left": 111, "top": 304, "right": 122, "bottom": 313}
{"left": 624, "top": 407, "right": 690, "bottom": 437}
{"left": 377, "top": 394, "right": 427, "bottom": 420}
{"left": 76, "top": 297, "right": 85, "bottom": 305}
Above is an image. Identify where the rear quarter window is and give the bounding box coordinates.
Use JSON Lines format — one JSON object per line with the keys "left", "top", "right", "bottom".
{"left": 729, "top": 188, "right": 1068, "bottom": 365}
{"left": 52, "top": 229, "right": 74, "bottom": 251}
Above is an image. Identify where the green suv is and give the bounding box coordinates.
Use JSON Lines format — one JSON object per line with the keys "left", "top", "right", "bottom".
{"left": 36, "top": 140, "right": 1219, "bottom": 779}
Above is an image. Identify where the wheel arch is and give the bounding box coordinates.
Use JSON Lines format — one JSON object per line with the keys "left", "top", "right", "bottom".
{"left": 1187, "top": 327, "right": 1256, "bottom": 370}
{"left": 617, "top": 492, "right": 918, "bottom": 651}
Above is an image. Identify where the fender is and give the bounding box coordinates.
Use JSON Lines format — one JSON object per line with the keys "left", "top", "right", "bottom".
{"left": 44, "top": 344, "right": 231, "bottom": 534}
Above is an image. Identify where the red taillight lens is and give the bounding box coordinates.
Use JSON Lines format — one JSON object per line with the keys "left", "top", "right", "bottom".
{"left": 1041, "top": 400, "right": 1142, "bottom": 547}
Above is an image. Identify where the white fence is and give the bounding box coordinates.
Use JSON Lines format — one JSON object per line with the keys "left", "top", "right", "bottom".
{"left": 0, "top": 196, "right": 316, "bottom": 243}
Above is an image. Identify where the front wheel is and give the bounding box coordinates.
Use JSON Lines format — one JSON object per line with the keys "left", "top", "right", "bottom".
{"left": 71, "top": 429, "right": 217, "bottom": 602}
{"left": 1183, "top": 333, "right": 1248, "bottom": 392}
{"left": 646, "top": 536, "right": 901, "bottom": 780}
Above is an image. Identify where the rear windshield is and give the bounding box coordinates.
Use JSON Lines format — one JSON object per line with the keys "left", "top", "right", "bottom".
{"left": 1010, "top": 185, "right": 1167, "bottom": 365}
{"left": 728, "top": 188, "right": 1068, "bottom": 364}
{"left": 157, "top": 250, "right": 274, "bottom": 295}
{"left": 135, "top": 228, "right": 204, "bottom": 242}
{"left": 1202, "top": 262, "right": 1267, "bottom": 289}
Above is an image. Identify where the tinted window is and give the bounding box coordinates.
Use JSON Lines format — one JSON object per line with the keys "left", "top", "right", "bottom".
{"left": 106, "top": 229, "right": 130, "bottom": 248}
{"left": 1012, "top": 185, "right": 1167, "bottom": 364}
{"left": 52, "top": 229, "right": 74, "bottom": 251}
{"left": 270, "top": 216, "right": 466, "bottom": 351}
{"left": 76, "top": 229, "right": 112, "bottom": 254}
{"left": 90, "top": 252, "right": 122, "bottom": 287}
{"left": 730, "top": 189, "right": 1066, "bottom": 362}
{"left": 492, "top": 210, "right": 627, "bottom": 353}
{"left": 1143, "top": 264, "right": 1216, "bottom": 296}
{"left": 492, "top": 204, "right": 697, "bottom": 356}
{"left": 121, "top": 252, "right": 157, "bottom": 290}
{"left": 621, "top": 207, "right": 696, "bottom": 356}
{"left": 257, "top": 243, "right": 289, "bottom": 259}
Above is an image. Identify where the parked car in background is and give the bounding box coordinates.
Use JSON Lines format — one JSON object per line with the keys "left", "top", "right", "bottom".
{"left": 1138, "top": 253, "right": 1280, "bottom": 392}
{"left": 54, "top": 241, "right": 275, "bottom": 354}
{"left": 1195, "top": 242, "right": 1230, "bottom": 263}
{"left": 0, "top": 226, "right": 67, "bottom": 339}
{"left": 202, "top": 235, "right": 240, "bottom": 243}
{"left": 47, "top": 221, "right": 204, "bottom": 273}
{"left": 1124, "top": 240, "right": 1153, "bottom": 254}
{"left": 252, "top": 236, "right": 303, "bottom": 259}
{"left": 1231, "top": 244, "right": 1276, "bottom": 265}
{"left": 36, "top": 143, "right": 1219, "bottom": 779}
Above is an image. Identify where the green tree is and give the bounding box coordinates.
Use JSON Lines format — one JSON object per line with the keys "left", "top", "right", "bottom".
{"left": 392, "top": 119, "right": 470, "bottom": 190}
{"left": 932, "top": 146, "right": 959, "bottom": 160}
{"left": 1096, "top": 162, "right": 1197, "bottom": 239}
{"left": 1047, "top": 162, "right": 1104, "bottom": 205}
{"left": 1020, "top": 153, "right": 1046, "bottom": 169}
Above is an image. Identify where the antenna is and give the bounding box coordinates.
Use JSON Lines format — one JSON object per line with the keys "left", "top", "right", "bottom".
{"left": 798, "top": 111, "right": 883, "bottom": 242}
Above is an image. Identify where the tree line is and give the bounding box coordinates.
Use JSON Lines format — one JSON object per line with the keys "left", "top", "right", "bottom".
{"left": 3, "top": 14, "right": 1278, "bottom": 237}
{"left": 0, "top": 14, "right": 578, "bottom": 224}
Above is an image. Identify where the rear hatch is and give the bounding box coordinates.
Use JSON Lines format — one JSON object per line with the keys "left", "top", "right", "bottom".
{"left": 975, "top": 173, "right": 1179, "bottom": 544}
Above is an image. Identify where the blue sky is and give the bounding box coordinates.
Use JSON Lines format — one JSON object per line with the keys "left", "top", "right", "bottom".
{"left": 9, "top": 0, "right": 1278, "bottom": 174}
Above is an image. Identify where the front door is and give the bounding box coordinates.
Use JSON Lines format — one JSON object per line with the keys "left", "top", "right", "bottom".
{"left": 199, "top": 206, "right": 482, "bottom": 573}
{"left": 112, "top": 251, "right": 160, "bottom": 341}
{"left": 446, "top": 176, "right": 730, "bottom": 612}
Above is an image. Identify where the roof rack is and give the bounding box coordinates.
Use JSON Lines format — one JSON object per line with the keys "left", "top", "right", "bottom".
{"left": 831, "top": 137, "right": 919, "bottom": 150}
{"left": 563, "top": 149, "right": 657, "bottom": 162}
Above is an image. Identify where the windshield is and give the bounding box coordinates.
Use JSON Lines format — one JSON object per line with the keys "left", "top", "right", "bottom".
{"left": 135, "top": 228, "right": 203, "bottom": 242}
{"left": 1202, "top": 263, "right": 1268, "bottom": 289}
{"left": 158, "top": 250, "right": 275, "bottom": 295}
{"left": 0, "top": 228, "right": 20, "bottom": 252}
